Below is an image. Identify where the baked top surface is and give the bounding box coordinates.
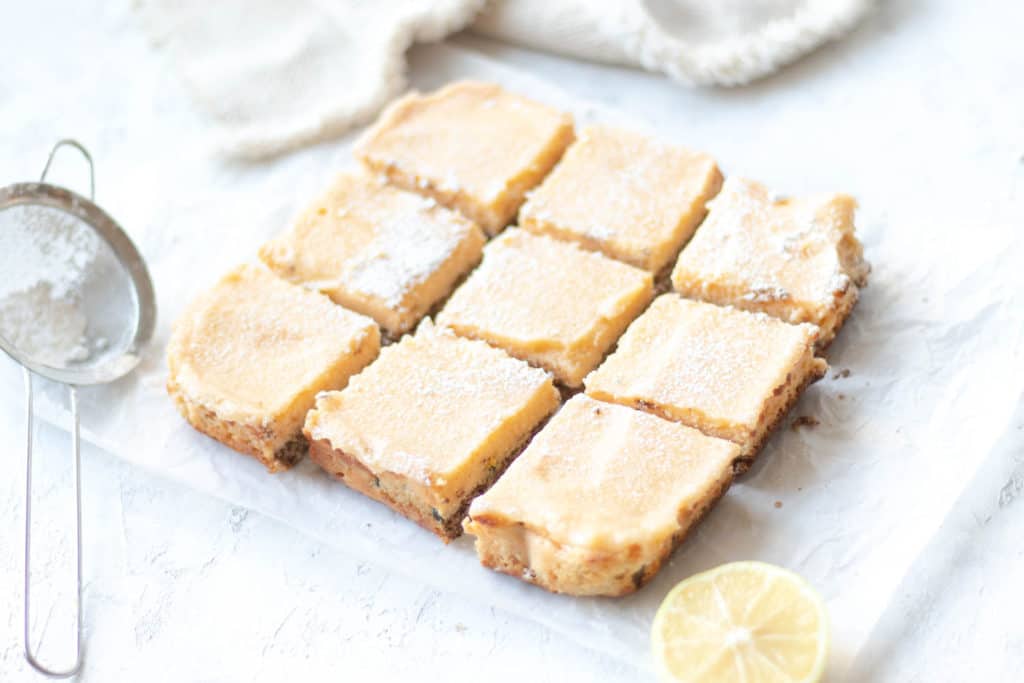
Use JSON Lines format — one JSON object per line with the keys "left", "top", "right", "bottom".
{"left": 304, "top": 321, "right": 559, "bottom": 485}
{"left": 437, "top": 229, "right": 653, "bottom": 351}
{"left": 671, "top": 176, "right": 868, "bottom": 317}
{"left": 355, "top": 81, "right": 573, "bottom": 207}
{"left": 167, "top": 264, "right": 379, "bottom": 419}
{"left": 259, "top": 172, "right": 484, "bottom": 315}
{"left": 467, "top": 394, "right": 739, "bottom": 550}
{"left": 585, "top": 294, "right": 819, "bottom": 430}
{"left": 519, "top": 124, "right": 720, "bottom": 270}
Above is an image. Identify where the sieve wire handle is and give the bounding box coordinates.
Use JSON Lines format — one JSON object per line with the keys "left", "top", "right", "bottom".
{"left": 40, "top": 139, "right": 95, "bottom": 200}
{"left": 21, "top": 137, "right": 91, "bottom": 679}
{"left": 22, "top": 369, "right": 84, "bottom": 679}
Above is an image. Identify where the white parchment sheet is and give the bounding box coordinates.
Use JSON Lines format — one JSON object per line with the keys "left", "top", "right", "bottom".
{"left": 4, "top": 44, "right": 1023, "bottom": 678}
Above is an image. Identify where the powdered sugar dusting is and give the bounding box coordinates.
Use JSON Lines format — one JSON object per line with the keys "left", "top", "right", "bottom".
{"left": 472, "top": 394, "right": 737, "bottom": 548}
{"left": 584, "top": 222, "right": 616, "bottom": 241}
{"left": 0, "top": 204, "right": 100, "bottom": 366}
{"left": 741, "top": 284, "right": 791, "bottom": 302}
{"left": 268, "top": 175, "right": 481, "bottom": 320}
{"left": 675, "top": 176, "right": 867, "bottom": 316}
{"left": 587, "top": 296, "right": 814, "bottom": 430}
{"left": 519, "top": 125, "right": 718, "bottom": 268}
{"left": 438, "top": 229, "right": 651, "bottom": 351}
{"left": 309, "top": 321, "right": 556, "bottom": 481}
{"left": 342, "top": 200, "right": 469, "bottom": 309}
{"left": 0, "top": 282, "right": 91, "bottom": 366}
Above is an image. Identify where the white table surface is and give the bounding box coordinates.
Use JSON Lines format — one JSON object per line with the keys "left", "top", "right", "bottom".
{"left": 2, "top": 0, "right": 1023, "bottom": 680}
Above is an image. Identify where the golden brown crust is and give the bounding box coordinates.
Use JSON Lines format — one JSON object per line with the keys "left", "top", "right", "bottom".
{"left": 308, "top": 415, "right": 548, "bottom": 542}
{"left": 308, "top": 437, "right": 449, "bottom": 537}
{"left": 463, "top": 394, "right": 739, "bottom": 596}
{"left": 814, "top": 277, "right": 861, "bottom": 350}
{"left": 731, "top": 359, "right": 827, "bottom": 474}
{"left": 167, "top": 376, "right": 307, "bottom": 473}
{"left": 464, "top": 466, "right": 733, "bottom": 596}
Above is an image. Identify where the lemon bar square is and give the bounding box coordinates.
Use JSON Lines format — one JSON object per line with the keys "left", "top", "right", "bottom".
{"left": 303, "top": 321, "right": 560, "bottom": 541}
{"left": 464, "top": 394, "right": 739, "bottom": 596}
{"left": 259, "top": 172, "right": 485, "bottom": 336}
{"left": 585, "top": 294, "right": 826, "bottom": 466}
{"left": 436, "top": 229, "right": 654, "bottom": 387}
{"left": 354, "top": 81, "right": 575, "bottom": 235}
{"left": 167, "top": 264, "right": 380, "bottom": 472}
{"left": 671, "top": 177, "right": 870, "bottom": 346}
{"left": 519, "top": 124, "right": 723, "bottom": 272}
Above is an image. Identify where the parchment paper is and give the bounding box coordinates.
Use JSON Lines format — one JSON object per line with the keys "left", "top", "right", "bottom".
{"left": 5, "top": 44, "right": 1023, "bottom": 678}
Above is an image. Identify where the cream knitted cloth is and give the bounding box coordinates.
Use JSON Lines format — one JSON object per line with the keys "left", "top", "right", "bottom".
{"left": 138, "top": 0, "right": 872, "bottom": 159}
{"left": 474, "top": 0, "right": 874, "bottom": 86}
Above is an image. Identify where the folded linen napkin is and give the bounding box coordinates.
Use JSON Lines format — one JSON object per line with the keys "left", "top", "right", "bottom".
{"left": 474, "top": 0, "right": 874, "bottom": 86}
{"left": 137, "top": 0, "right": 872, "bottom": 159}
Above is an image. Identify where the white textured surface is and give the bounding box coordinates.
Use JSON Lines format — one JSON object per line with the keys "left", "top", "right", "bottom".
{"left": 2, "top": 1, "right": 1023, "bottom": 681}
{"left": 0, "top": 413, "right": 631, "bottom": 682}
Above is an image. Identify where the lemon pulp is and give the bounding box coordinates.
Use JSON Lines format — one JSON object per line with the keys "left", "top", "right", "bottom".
{"left": 651, "top": 561, "right": 829, "bottom": 683}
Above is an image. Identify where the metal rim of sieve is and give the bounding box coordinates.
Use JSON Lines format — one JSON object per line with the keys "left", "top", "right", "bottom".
{"left": 0, "top": 165, "right": 156, "bottom": 386}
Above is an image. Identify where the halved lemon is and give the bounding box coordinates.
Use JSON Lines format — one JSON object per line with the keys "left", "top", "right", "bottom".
{"left": 651, "top": 561, "right": 829, "bottom": 683}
